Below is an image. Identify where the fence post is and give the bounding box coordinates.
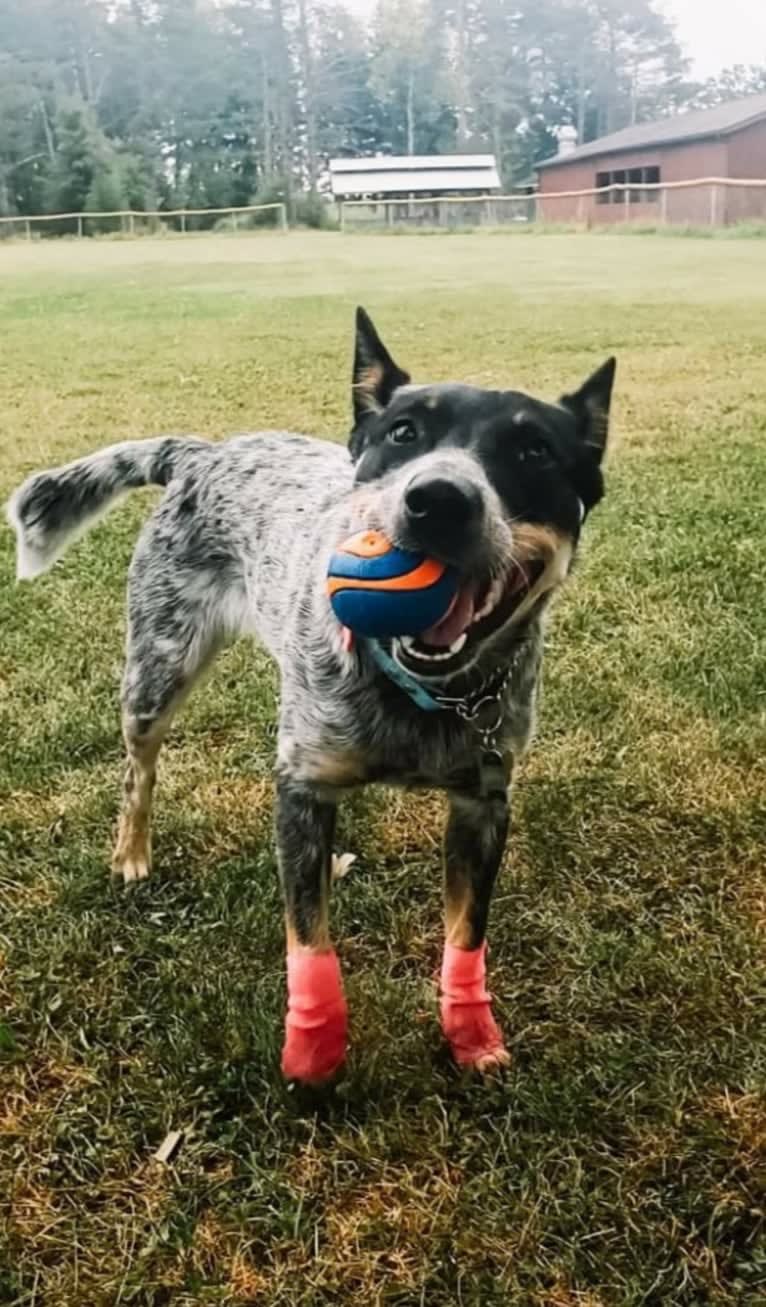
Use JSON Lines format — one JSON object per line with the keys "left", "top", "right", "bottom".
{"left": 128, "top": 212, "right": 135, "bottom": 237}
{"left": 180, "top": 211, "right": 187, "bottom": 234}
{"left": 660, "top": 186, "right": 668, "bottom": 225}
{"left": 280, "top": 203, "right": 288, "bottom": 232}
{"left": 25, "top": 219, "right": 32, "bottom": 241}
{"left": 709, "top": 183, "right": 719, "bottom": 227}
{"left": 624, "top": 187, "right": 630, "bottom": 224}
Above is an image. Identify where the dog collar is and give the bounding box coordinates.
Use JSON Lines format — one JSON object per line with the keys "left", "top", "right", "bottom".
{"left": 367, "top": 639, "right": 444, "bottom": 712}
{"left": 366, "top": 638, "right": 514, "bottom": 750}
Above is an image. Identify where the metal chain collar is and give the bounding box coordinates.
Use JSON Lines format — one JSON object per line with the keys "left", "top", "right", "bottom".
{"left": 430, "top": 663, "right": 514, "bottom": 751}
{"left": 365, "top": 639, "right": 515, "bottom": 753}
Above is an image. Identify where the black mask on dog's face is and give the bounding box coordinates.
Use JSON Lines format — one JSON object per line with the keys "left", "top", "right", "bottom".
{"left": 349, "top": 305, "right": 616, "bottom": 540}
{"left": 346, "top": 307, "right": 616, "bottom": 678}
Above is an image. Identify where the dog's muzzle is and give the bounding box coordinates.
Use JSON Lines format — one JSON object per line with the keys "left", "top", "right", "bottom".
{"left": 392, "top": 523, "right": 573, "bottom": 679}
{"left": 403, "top": 472, "right": 484, "bottom": 562}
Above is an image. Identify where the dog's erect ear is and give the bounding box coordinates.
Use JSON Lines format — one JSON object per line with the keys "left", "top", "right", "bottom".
{"left": 352, "top": 306, "right": 410, "bottom": 428}
{"left": 560, "top": 357, "right": 616, "bottom": 461}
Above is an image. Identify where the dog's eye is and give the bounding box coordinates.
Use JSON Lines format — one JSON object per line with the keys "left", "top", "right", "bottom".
{"left": 517, "top": 439, "right": 550, "bottom": 464}
{"left": 388, "top": 420, "right": 418, "bottom": 446}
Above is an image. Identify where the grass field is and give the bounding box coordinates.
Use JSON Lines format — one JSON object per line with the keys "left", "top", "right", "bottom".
{"left": 1, "top": 231, "right": 765, "bottom": 1306}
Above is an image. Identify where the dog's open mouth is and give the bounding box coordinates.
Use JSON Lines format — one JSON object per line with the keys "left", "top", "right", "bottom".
{"left": 395, "top": 557, "right": 546, "bottom": 673}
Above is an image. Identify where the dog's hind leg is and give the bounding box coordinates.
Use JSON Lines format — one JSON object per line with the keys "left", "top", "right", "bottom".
{"left": 114, "top": 688, "right": 213, "bottom": 885}
{"left": 114, "top": 645, "right": 222, "bottom": 885}
{"left": 114, "top": 708, "right": 173, "bottom": 885}
{"left": 112, "top": 558, "right": 234, "bottom": 885}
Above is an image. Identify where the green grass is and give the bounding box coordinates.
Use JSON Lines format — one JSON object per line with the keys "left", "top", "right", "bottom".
{"left": 1, "top": 232, "right": 765, "bottom": 1306}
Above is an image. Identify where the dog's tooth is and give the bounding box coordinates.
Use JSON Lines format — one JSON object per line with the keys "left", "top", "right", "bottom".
{"left": 474, "top": 576, "right": 504, "bottom": 622}
{"left": 400, "top": 633, "right": 466, "bottom": 662}
{"left": 402, "top": 639, "right": 435, "bottom": 661}
{"left": 402, "top": 635, "right": 441, "bottom": 661}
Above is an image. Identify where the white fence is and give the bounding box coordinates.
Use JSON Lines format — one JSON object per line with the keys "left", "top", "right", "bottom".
{"left": 536, "top": 175, "right": 766, "bottom": 228}
{"left": 0, "top": 201, "right": 288, "bottom": 240}
{"left": 338, "top": 176, "right": 766, "bottom": 230}
{"left": 338, "top": 194, "right": 534, "bottom": 229}
{"left": 2, "top": 179, "right": 766, "bottom": 239}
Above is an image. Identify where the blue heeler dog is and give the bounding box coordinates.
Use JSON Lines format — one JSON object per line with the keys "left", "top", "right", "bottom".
{"left": 7, "top": 309, "right": 615, "bottom": 1084}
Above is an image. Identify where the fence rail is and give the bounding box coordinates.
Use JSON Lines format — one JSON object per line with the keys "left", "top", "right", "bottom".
{"left": 0, "top": 201, "right": 288, "bottom": 239}
{"left": 338, "top": 176, "right": 766, "bottom": 230}
{"left": 3, "top": 178, "right": 766, "bottom": 240}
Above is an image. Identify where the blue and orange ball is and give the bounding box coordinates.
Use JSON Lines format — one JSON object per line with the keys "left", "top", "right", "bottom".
{"left": 326, "top": 530, "right": 458, "bottom": 639}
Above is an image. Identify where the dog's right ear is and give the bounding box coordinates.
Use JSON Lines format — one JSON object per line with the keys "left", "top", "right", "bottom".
{"left": 560, "top": 357, "right": 617, "bottom": 463}
{"left": 350, "top": 307, "right": 410, "bottom": 454}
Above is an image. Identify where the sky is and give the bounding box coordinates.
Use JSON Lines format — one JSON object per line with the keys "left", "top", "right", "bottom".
{"left": 661, "top": 0, "right": 766, "bottom": 77}
{"left": 346, "top": 1, "right": 766, "bottom": 81}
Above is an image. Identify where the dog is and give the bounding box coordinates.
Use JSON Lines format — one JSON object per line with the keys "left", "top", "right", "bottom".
{"left": 6, "top": 309, "right": 615, "bottom": 1084}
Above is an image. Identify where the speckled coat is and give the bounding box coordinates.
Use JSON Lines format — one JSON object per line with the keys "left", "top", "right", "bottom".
{"left": 7, "top": 308, "right": 615, "bottom": 1078}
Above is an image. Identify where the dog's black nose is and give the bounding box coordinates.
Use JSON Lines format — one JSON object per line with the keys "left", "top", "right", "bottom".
{"left": 404, "top": 474, "right": 483, "bottom": 545}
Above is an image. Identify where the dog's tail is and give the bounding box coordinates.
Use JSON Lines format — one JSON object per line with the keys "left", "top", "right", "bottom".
{"left": 6, "top": 435, "right": 211, "bottom": 580}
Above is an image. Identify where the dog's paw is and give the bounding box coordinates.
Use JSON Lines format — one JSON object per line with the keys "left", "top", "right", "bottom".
{"left": 467, "top": 1044, "right": 512, "bottom": 1075}
{"left": 111, "top": 851, "right": 151, "bottom": 886}
{"left": 439, "top": 941, "right": 508, "bottom": 1075}
{"left": 281, "top": 1018, "right": 347, "bottom": 1085}
{"left": 441, "top": 1006, "right": 509, "bottom": 1073}
{"left": 282, "top": 948, "right": 348, "bottom": 1085}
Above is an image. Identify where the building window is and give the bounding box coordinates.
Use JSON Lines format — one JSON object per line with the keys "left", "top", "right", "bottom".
{"left": 643, "top": 166, "right": 660, "bottom": 201}
{"left": 594, "top": 165, "right": 661, "bottom": 203}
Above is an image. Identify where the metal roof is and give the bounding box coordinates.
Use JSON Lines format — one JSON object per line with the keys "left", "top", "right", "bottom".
{"left": 329, "top": 154, "right": 500, "bottom": 197}
{"left": 537, "top": 93, "right": 766, "bottom": 169}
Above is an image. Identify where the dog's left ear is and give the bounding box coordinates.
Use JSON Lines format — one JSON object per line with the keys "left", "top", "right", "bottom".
{"left": 560, "top": 357, "right": 616, "bottom": 462}
{"left": 351, "top": 307, "right": 410, "bottom": 434}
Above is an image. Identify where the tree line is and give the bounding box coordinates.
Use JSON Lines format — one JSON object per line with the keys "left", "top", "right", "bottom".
{"left": 1, "top": 0, "right": 764, "bottom": 225}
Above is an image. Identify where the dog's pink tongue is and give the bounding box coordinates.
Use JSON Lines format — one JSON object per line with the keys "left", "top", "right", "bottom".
{"left": 421, "top": 584, "right": 476, "bottom": 647}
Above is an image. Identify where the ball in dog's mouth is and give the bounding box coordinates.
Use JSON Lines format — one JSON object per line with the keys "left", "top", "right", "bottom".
{"left": 394, "top": 557, "right": 546, "bottom": 674}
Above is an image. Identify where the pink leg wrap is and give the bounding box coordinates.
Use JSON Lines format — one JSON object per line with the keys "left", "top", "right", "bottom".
{"left": 440, "top": 941, "right": 507, "bottom": 1066}
{"left": 281, "top": 949, "right": 348, "bottom": 1083}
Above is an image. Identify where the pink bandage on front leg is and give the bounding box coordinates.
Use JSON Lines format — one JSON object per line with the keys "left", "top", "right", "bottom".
{"left": 281, "top": 949, "right": 348, "bottom": 1083}
{"left": 440, "top": 941, "right": 507, "bottom": 1067}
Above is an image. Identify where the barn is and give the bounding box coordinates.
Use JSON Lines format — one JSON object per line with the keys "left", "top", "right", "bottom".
{"left": 329, "top": 155, "right": 501, "bottom": 201}
{"left": 329, "top": 155, "right": 502, "bottom": 227}
{"left": 536, "top": 94, "right": 766, "bottom": 226}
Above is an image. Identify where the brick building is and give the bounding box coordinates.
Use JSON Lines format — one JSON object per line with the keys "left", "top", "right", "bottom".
{"left": 536, "top": 94, "right": 766, "bottom": 225}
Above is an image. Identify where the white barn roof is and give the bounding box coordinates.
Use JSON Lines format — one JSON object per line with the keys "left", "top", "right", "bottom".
{"left": 329, "top": 154, "right": 500, "bottom": 198}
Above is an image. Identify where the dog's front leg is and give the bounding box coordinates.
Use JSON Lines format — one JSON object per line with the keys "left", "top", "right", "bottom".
{"left": 276, "top": 776, "right": 347, "bottom": 1084}
{"left": 441, "top": 763, "right": 511, "bottom": 1073}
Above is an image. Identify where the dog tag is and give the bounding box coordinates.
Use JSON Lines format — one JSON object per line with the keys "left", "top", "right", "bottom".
{"left": 479, "top": 749, "right": 507, "bottom": 800}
